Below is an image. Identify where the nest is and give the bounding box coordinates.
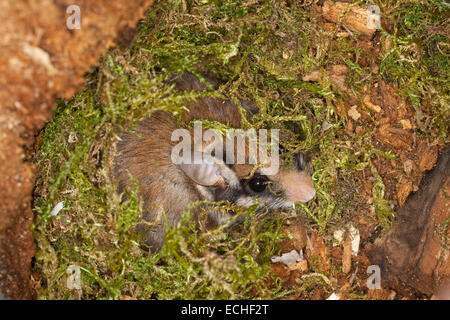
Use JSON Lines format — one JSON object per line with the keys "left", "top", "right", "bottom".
{"left": 32, "top": 0, "right": 449, "bottom": 299}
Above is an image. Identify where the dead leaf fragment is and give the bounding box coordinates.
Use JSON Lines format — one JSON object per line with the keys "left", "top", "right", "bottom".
{"left": 306, "top": 231, "right": 331, "bottom": 273}
{"left": 288, "top": 260, "right": 308, "bottom": 272}
{"left": 363, "top": 95, "right": 381, "bottom": 113}
{"left": 348, "top": 105, "right": 361, "bottom": 121}
{"left": 396, "top": 178, "right": 413, "bottom": 207}
{"left": 329, "top": 64, "right": 349, "bottom": 76}
{"left": 417, "top": 141, "right": 438, "bottom": 172}
{"left": 403, "top": 159, "right": 414, "bottom": 175}
{"left": 302, "top": 70, "right": 320, "bottom": 82}
{"left": 346, "top": 120, "right": 354, "bottom": 133}
{"left": 342, "top": 235, "right": 352, "bottom": 274}
{"left": 400, "top": 119, "right": 412, "bottom": 130}
{"left": 281, "top": 224, "right": 308, "bottom": 252}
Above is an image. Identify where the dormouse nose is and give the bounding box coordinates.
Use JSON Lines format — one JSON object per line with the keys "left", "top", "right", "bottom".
{"left": 299, "top": 182, "right": 316, "bottom": 203}
{"left": 278, "top": 170, "right": 316, "bottom": 203}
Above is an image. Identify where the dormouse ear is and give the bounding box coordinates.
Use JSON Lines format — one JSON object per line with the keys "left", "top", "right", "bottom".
{"left": 179, "top": 158, "right": 226, "bottom": 188}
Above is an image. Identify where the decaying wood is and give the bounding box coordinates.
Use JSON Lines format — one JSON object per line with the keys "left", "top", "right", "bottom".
{"left": 322, "top": 1, "right": 379, "bottom": 37}
{"left": 369, "top": 145, "right": 450, "bottom": 296}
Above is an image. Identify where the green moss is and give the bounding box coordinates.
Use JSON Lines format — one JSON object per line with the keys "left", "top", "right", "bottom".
{"left": 33, "top": 0, "right": 448, "bottom": 299}
{"left": 379, "top": 0, "right": 449, "bottom": 139}
{"left": 436, "top": 215, "right": 449, "bottom": 250}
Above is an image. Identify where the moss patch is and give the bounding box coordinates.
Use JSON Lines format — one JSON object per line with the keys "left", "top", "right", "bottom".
{"left": 33, "top": 0, "right": 449, "bottom": 299}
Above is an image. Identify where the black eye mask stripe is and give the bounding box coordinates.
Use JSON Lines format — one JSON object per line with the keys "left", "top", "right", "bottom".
{"left": 294, "top": 152, "right": 307, "bottom": 171}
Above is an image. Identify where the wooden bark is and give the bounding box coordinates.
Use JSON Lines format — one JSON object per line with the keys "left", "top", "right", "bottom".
{"left": 370, "top": 145, "right": 450, "bottom": 296}
{"left": 322, "top": 1, "right": 378, "bottom": 37}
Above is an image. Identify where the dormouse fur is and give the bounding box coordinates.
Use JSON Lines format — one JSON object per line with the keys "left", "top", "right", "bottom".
{"left": 114, "top": 72, "right": 315, "bottom": 252}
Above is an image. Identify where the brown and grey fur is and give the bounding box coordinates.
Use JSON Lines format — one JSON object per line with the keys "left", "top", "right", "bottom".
{"left": 114, "top": 72, "right": 315, "bottom": 252}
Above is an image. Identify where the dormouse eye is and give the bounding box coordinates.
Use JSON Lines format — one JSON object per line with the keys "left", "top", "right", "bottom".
{"left": 248, "top": 176, "right": 268, "bottom": 193}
